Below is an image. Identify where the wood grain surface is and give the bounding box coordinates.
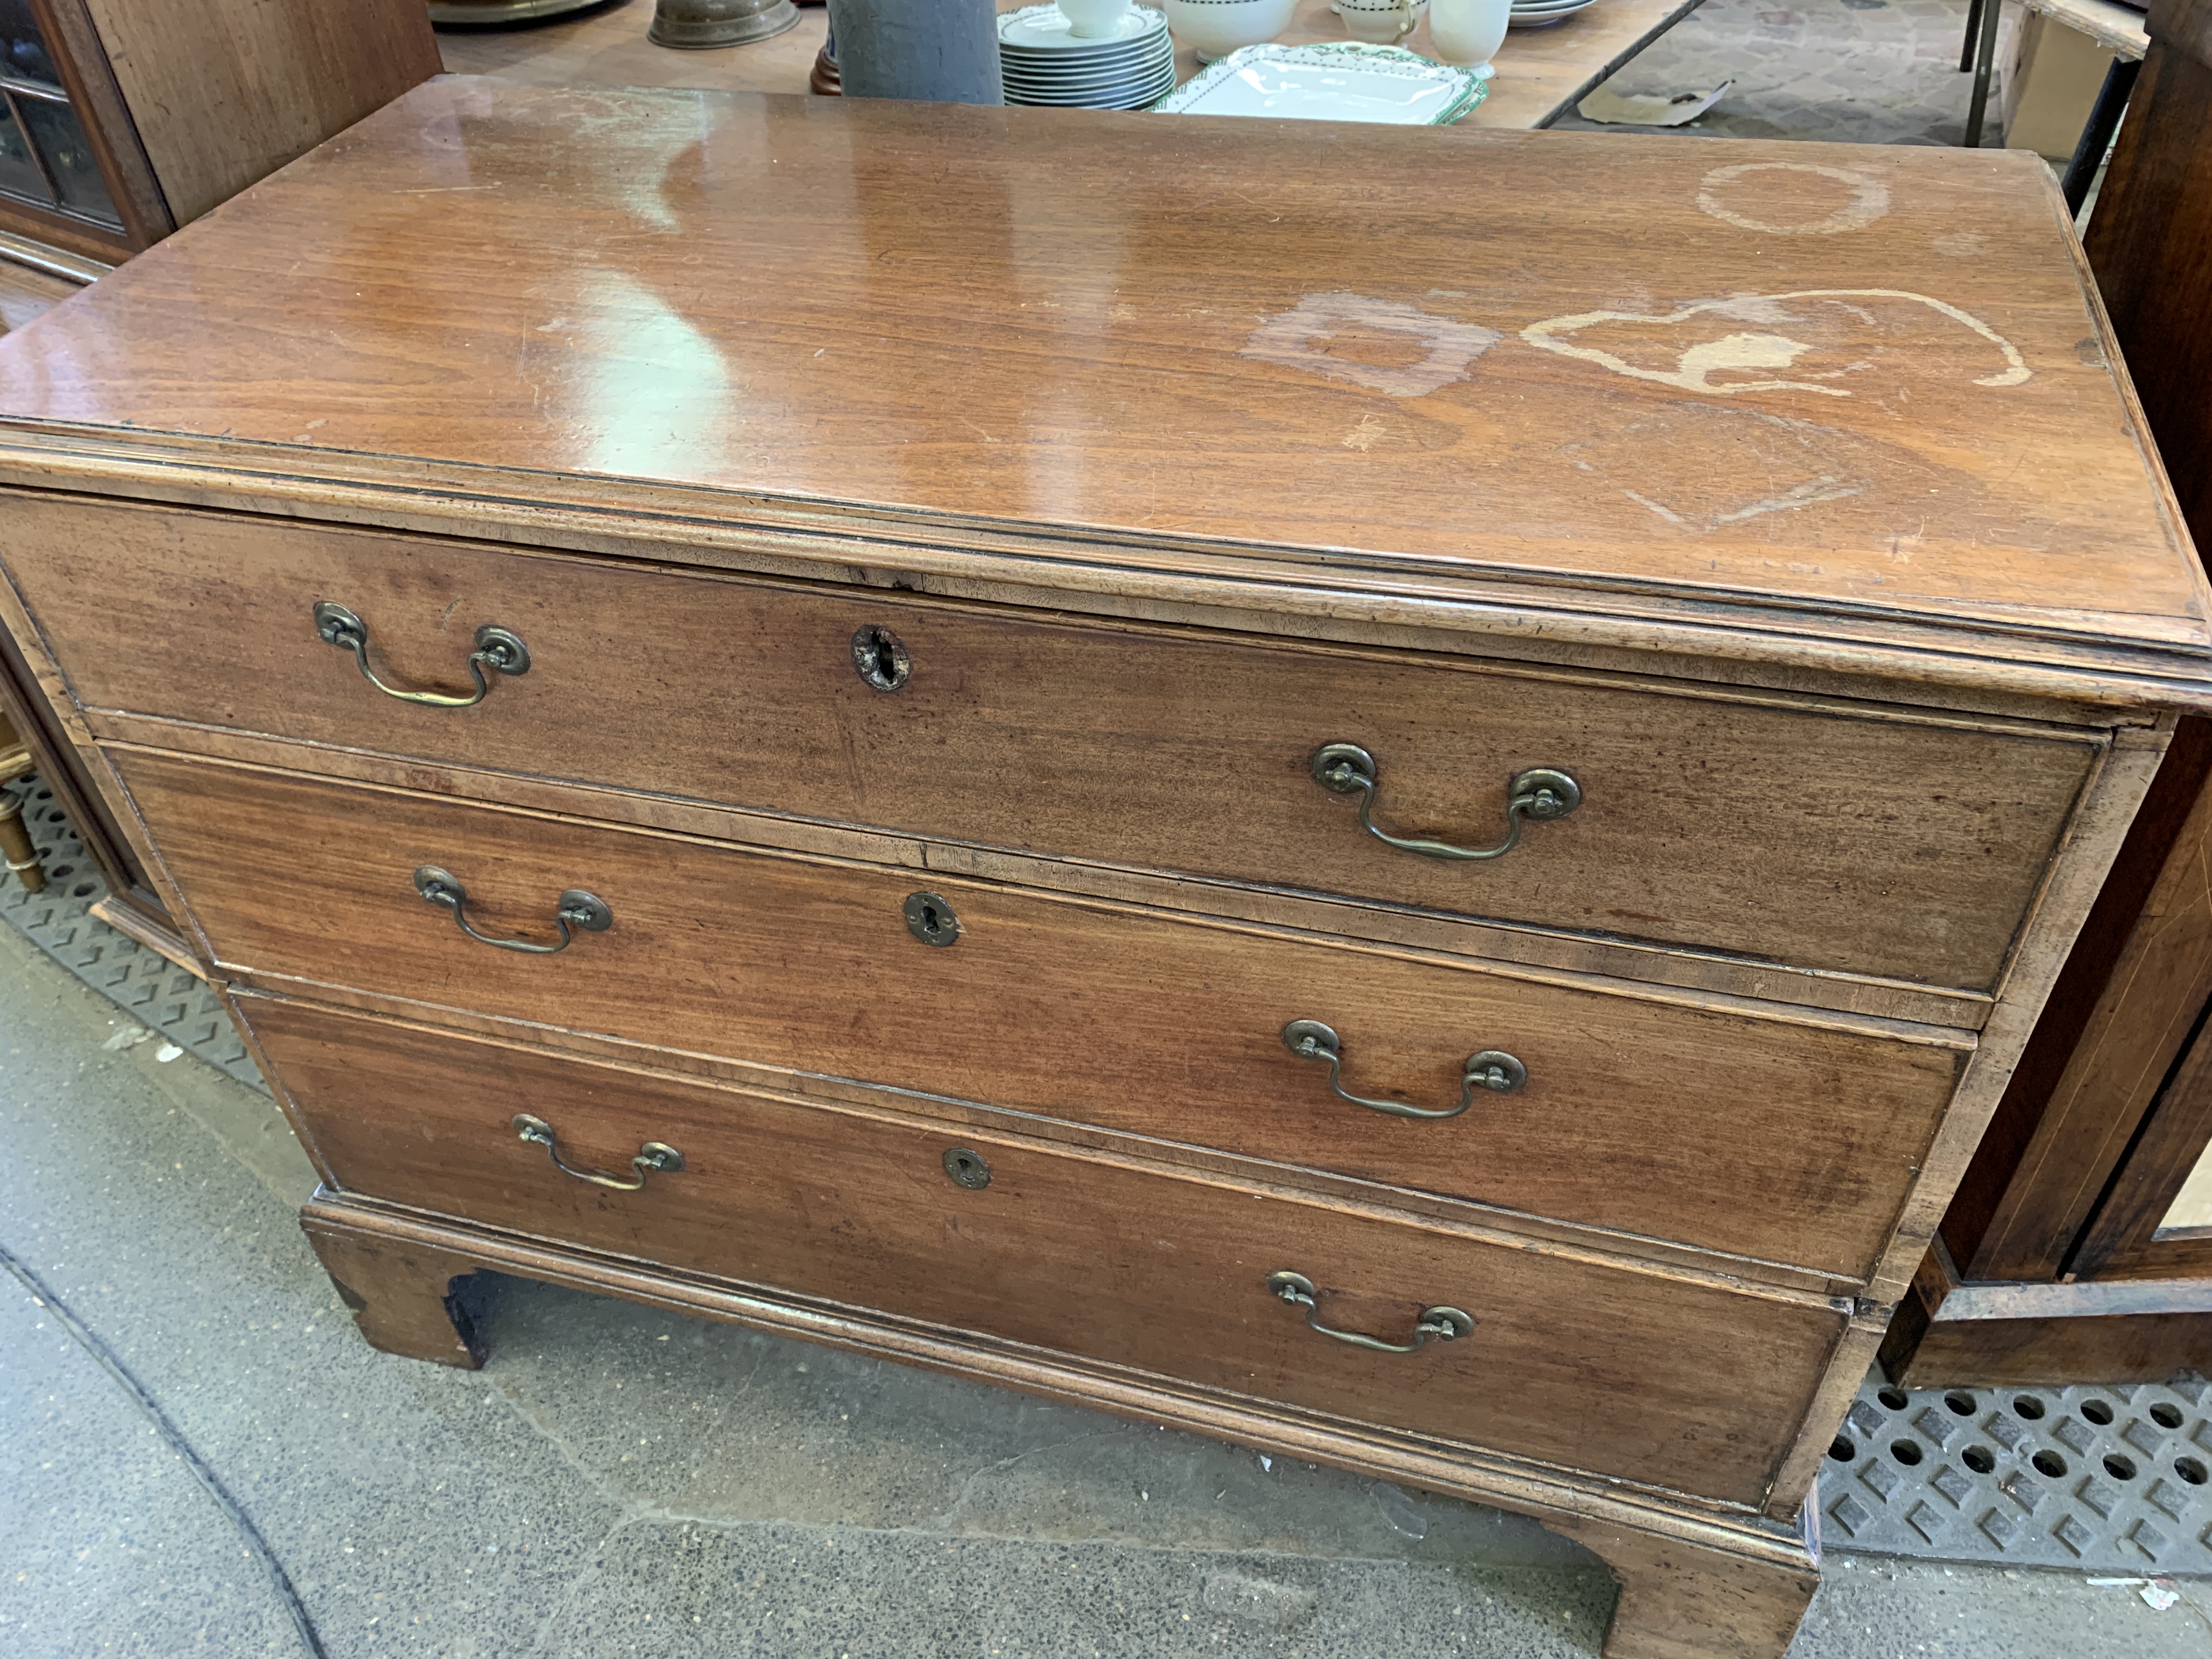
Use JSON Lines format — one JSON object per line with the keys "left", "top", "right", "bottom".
{"left": 8, "top": 495, "right": 2105, "bottom": 989}
{"left": 1882, "top": 1239, "right": 2212, "bottom": 1384}
{"left": 303, "top": 1220, "right": 486, "bottom": 1369}
{"left": 1948, "top": 721, "right": 2212, "bottom": 1280}
{"left": 300, "top": 1191, "right": 1827, "bottom": 1638}
{"left": 2086, "top": 0, "right": 2212, "bottom": 602}
{"left": 0, "top": 262, "right": 77, "bottom": 337}
{"left": 117, "top": 747, "right": 1964, "bottom": 1280}
{"left": 79, "top": 0, "right": 442, "bottom": 226}
{"left": 0, "top": 78, "right": 2197, "bottom": 693}
{"left": 256, "top": 995, "right": 1842, "bottom": 1506}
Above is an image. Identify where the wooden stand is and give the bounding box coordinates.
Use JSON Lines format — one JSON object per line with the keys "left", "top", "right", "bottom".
{"left": 1884, "top": 0, "right": 2212, "bottom": 1388}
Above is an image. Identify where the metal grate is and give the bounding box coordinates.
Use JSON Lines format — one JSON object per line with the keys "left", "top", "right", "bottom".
{"left": 1824, "top": 1372, "right": 2212, "bottom": 1570}
{"left": 0, "top": 774, "right": 264, "bottom": 1092}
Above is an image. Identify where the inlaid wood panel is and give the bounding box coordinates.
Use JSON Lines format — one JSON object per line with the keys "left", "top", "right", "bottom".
{"left": 7, "top": 497, "right": 2103, "bottom": 990}
{"left": 117, "top": 748, "right": 1965, "bottom": 1280}
{"left": 247, "top": 994, "right": 1846, "bottom": 1508}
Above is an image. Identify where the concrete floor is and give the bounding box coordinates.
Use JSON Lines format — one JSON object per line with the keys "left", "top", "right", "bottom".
{"left": 2, "top": 927, "right": 2209, "bottom": 1656}
{"left": 1554, "top": 0, "right": 2015, "bottom": 146}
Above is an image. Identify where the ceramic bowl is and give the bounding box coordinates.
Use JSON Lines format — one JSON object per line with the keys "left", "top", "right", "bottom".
{"left": 1159, "top": 0, "right": 1301, "bottom": 62}
{"left": 1334, "top": 0, "right": 1424, "bottom": 45}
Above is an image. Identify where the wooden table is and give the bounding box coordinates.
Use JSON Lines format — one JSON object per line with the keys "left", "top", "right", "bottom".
{"left": 1964, "top": 0, "right": 2150, "bottom": 153}
{"left": 437, "top": 0, "right": 1705, "bottom": 128}
{"left": 2029, "top": 0, "right": 2150, "bottom": 60}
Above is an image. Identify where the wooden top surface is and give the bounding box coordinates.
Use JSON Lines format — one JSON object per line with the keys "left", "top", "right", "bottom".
{"left": 0, "top": 77, "right": 2202, "bottom": 703}
{"left": 2024, "top": 0, "right": 2149, "bottom": 60}
{"left": 436, "top": 0, "right": 1703, "bottom": 133}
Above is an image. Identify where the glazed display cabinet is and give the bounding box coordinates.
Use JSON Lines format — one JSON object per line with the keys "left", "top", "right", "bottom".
{"left": 0, "top": 0, "right": 438, "bottom": 271}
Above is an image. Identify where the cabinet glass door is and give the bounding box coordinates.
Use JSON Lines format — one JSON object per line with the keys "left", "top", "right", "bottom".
{"left": 0, "top": 0, "right": 121, "bottom": 229}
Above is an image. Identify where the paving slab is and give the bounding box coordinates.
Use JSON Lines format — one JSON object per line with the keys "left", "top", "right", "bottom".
{"left": 1553, "top": 0, "right": 2016, "bottom": 145}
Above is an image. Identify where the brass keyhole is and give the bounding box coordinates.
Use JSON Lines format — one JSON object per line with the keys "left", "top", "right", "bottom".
{"left": 851, "top": 624, "right": 910, "bottom": 692}
{"left": 904, "top": 890, "right": 959, "bottom": 947}
{"left": 943, "top": 1147, "right": 991, "bottom": 1189}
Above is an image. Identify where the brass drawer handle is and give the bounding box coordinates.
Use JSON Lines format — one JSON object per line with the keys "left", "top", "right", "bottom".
{"left": 1267, "top": 1271, "right": 1473, "bottom": 1354}
{"left": 1282, "top": 1020, "right": 1525, "bottom": 1120}
{"left": 512, "top": 1113, "right": 684, "bottom": 1190}
{"left": 1311, "top": 743, "right": 1579, "bottom": 862}
{"left": 413, "top": 865, "right": 612, "bottom": 955}
{"left": 313, "top": 601, "right": 529, "bottom": 708}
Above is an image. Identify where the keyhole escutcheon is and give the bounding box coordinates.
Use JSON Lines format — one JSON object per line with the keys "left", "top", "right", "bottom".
{"left": 851, "top": 624, "right": 911, "bottom": 691}
{"left": 943, "top": 1147, "right": 991, "bottom": 1189}
{"left": 904, "top": 890, "right": 960, "bottom": 946}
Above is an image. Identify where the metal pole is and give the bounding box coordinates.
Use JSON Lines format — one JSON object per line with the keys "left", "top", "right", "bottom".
{"left": 1959, "top": 0, "right": 1983, "bottom": 74}
{"left": 1963, "top": 0, "right": 2004, "bottom": 148}
{"left": 2061, "top": 57, "right": 2141, "bottom": 216}
{"left": 828, "top": 0, "right": 1004, "bottom": 105}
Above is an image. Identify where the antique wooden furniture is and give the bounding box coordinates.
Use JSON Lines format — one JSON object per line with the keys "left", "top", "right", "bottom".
{"left": 0, "top": 709, "right": 45, "bottom": 893}
{"left": 0, "top": 81, "right": 2202, "bottom": 1657}
{"left": 1879, "top": 718, "right": 2212, "bottom": 1384}
{"left": 1882, "top": 0, "right": 2212, "bottom": 1388}
{"left": 0, "top": 0, "right": 438, "bottom": 271}
{"left": 0, "top": 580, "right": 177, "bottom": 951}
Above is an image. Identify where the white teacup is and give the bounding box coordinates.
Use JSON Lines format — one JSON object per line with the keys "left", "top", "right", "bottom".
{"left": 1335, "top": 0, "right": 1421, "bottom": 43}
{"left": 1058, "top": 0, "right": 1131, "bottom": 37}
{"left": 1426, "top": 0, "right": 1506, "bottom": 75}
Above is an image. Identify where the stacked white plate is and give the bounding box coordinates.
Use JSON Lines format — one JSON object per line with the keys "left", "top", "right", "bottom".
{"left": 1509, "top": 0, "right": 1598, "bottom": 25}
{"left": 999, "top": 4, "right": 1177, "bottom": 110}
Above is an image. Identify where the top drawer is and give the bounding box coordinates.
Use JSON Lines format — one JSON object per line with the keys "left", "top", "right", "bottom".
{"left": 3, "top": 496, "right": 2099, "bottom": 990}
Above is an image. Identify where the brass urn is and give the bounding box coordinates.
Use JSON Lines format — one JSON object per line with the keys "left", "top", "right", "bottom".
{"left": 649, "top": 0, "right": 802, "bottom": 47}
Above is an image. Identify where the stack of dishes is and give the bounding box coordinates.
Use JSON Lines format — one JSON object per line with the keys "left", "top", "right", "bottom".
{"left": 999, "top": 4, "right": 1177, "bottom": 110}
{"left": 1509, "top": 0, "right": 1598, "bottom": 26}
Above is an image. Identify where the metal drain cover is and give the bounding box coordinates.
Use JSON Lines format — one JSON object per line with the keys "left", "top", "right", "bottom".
{"left": 1825, "top": 1371, "right": 2212, "bottom": 1570}
{"left": 0, "top": 775, "right": 265, "bottom": 1094}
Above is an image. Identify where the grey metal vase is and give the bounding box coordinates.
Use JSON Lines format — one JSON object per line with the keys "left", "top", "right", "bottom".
{"left": 828, "top": 0, "right": 1003, "bottom": 104}
{"left": 649, "top": 0, "right": 803, "bottom": 48}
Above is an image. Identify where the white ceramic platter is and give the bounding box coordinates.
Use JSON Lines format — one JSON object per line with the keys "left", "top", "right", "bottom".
{"left": 1149, "top": 42, "right": 1486, "bottom": 124}
{"left": 999, "top": 3, "right": 1167, "bottom": 52}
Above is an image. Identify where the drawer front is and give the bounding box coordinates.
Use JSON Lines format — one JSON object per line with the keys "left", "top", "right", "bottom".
{"left": 12, "top": 498, "right": 2097, "bottom": 989}
{"left": 248, "top": 996, "right": 1843, "bottom": 1506}
{"left": 127, "top": 752, "right": 1961, "bottom": 1280}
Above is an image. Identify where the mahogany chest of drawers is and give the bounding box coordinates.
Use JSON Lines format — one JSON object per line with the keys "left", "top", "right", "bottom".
{"left": 1, "top": 80, "right": 2204, "bottom": 1657}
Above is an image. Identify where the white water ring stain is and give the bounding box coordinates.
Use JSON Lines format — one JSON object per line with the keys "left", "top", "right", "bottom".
{"left": 1241, "top": 291, "right": 1503, "bottom": 399}
{"left": 1696, "top": 162, "right": 1891, "bottom": 236}
{"left": 1521, "top": 289, "right": 2031, "bottom": 396}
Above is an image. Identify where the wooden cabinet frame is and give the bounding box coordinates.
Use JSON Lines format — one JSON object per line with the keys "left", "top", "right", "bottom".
{"left": 0, "top": 1, "right": 172, "bottom": 262}
{"left": 1880, "top": 0, "right": 2212, "bottom": 1385}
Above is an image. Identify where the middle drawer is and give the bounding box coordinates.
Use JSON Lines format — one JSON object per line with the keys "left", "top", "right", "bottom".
{"left": 120, "top": 749, "right": 1964, "bottom": 1281}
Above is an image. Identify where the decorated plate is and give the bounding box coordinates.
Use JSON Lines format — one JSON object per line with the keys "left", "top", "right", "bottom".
{"left": 1150, "top": 43, "right": 1487, "bottom": 125}
{"left": 999, "top": 3, "right": 1169, "bottom": 53}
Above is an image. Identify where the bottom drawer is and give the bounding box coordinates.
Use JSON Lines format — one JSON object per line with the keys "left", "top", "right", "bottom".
{"left": 248, "top": 997, "right": 1845, "bottom": 1508}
